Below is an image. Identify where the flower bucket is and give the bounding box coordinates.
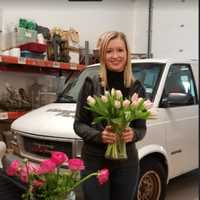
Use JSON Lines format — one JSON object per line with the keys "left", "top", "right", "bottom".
{"left": 6, "top": 152, "right": 109, "bottom": 200}
{"left": 65, "top": 191, "right": 76, "bottom": 200}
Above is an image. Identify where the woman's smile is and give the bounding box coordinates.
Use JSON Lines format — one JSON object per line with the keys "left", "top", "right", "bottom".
{"left": 105, "top": 37, "right": 127, "bottom": 72}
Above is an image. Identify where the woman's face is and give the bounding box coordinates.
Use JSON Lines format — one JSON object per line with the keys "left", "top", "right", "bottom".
{"left": 105, "top": 37, "right": 127, "bottom": 72}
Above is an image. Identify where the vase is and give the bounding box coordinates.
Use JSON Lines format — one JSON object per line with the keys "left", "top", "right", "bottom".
{"left": 31, "top": 191, "right": 76, "bottom": 200}
{"left": 116, "top": 136, "right": 127, "bottom": 159}
{"left": 105, "top": 123, "right": 128, "bottom": 160}
{"left": 65, "top": 191, "right": 76, "bottom": 200}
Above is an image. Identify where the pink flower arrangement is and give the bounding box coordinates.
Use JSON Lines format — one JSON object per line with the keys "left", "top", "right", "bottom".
{"left": 6, "top": 151, "right": 109, "bottom": 200}
{"left": 68, "top": 158, "right": 85, "bottom": 171}
{"left": 51, "top": 151, "right": 68, "bottom": 166}
{"left": 6, "top": 159, "right": 20, "bottom": 176}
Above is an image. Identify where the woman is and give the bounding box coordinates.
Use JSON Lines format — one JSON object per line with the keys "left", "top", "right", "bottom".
{"left": 73, "top": 31, "right": 146, "bottom": 200}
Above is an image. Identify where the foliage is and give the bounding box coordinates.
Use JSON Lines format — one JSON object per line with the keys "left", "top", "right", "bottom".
{"left": 86, "top": 88, "right": 155, "bottom": 159}
{"left": 6, "top": 151, "right": 109, "bottom": 200}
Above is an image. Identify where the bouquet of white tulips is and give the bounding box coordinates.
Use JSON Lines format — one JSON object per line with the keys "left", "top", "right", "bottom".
{"left": 86, "top": 88, "right": 155, "bottom": 160}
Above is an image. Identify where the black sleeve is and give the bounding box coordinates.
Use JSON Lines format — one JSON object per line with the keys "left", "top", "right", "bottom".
{"left": 130, "top": 80, "right": 147, "bottom": 142}
{"left": 73, "top": 77, "right": 102, "bottom": 144}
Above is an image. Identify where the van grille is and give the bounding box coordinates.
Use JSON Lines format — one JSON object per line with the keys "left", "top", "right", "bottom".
{"left": 22, "top": 136, "right": 73, "bottom": 158}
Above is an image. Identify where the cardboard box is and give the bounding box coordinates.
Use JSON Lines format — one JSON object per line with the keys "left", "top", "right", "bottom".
{"left": 68, "top": 47, "right": 79, "bottom": 64}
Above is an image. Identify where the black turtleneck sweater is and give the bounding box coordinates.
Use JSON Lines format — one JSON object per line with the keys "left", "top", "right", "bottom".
{"left": 107, "top": 69, "right": 129, "bottom": 97}
{"left": 74, "top": 69, "right": 146, "bottom": 162}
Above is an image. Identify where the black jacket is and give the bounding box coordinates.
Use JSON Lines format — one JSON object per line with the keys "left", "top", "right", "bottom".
{"left": 73, "top": 74, "right": 146, "bottom": 166}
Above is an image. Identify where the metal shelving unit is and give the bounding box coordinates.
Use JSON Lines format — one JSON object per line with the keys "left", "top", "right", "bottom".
{"left": 0, "top": 55, "right": 85, "bottom": 120}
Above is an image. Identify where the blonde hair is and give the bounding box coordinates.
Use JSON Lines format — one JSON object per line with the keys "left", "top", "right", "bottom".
{"left": 98, "top": 31, "right": 134, "bottom": 88}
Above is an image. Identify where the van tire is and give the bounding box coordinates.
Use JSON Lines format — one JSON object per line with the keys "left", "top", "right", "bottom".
{"left": 135, "top": 158, "right": 167, "bottom": 200}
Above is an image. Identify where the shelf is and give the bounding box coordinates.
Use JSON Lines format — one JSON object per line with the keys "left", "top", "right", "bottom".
{"left": 0, "top": 55, "right": 85, "bottom": 120}
{"left": 0, "top": 111, "right": 27, "bottom": 120}
{"left": 0, "top": 55, "right": 85, "bottom": 74}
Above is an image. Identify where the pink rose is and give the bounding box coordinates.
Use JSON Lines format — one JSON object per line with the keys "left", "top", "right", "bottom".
{"left": 68, "top": 158, "right": 85, "bottom": 171}
{"left": 51, "top": 151, "right": 68, "bottom": 166}
{"left": 97, "top": 168, "right": 109, "bottom": 185}
{"left": 6, "top": 160, "right": 20, "bottom": 176}
{"left": 38, "top": 159, "right": 56, "bottom": 175}
{"left": 20, "top": 163, "right": 39, "bottom": 183}
{"left": 20, "top": 166, "right": 29, "bottom": 183}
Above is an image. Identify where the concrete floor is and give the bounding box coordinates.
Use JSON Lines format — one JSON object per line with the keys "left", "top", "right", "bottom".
{"left": 76, "top": 170, "right": 200, "bottom": 200}
{"left": 166, "top": 169, "right": 199, "bottom": 200}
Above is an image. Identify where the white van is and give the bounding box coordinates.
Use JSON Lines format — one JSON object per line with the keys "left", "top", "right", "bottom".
{"left": 3, "top": 58, "right": 199, "bottom": 200}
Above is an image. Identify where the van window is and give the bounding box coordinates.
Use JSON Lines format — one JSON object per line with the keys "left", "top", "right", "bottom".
{"left": 58, "top": 63, "right": 164, "bottom": 103}
{"left": 132, "top": 63, "right": 164, "bottom": 101}
{"left": 161, "top": 64, "right": 198, "bottom": 107}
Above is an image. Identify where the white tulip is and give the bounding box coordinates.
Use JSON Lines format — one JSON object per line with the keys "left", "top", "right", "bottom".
{"left": 149, "top": 108, "right": 158, "bottom": 119}
{"left": 144, "top": 99, "right": 153, "bottom": 110}
{"left": 116, "top": 90, "right": 123, "bottom": 99}
{"left": 131, "top": 93, "right": 139, "bottom": 102}
{"left": 105, "top": 90, "right": 109, "bottom": 96}
{"left": 87, "top": 96, "right": 96, "bottom": 105}
{"left": 111, "top": 88, "right": 115, "bottom": 96}
{"left": 123, "top": 99, "right": 131, "bottom": 108}
{"left": 114, "top": 100, "right": 121, "bottom": 109}
{"left": 101, "top": 95, "right": 108, "bottom": 103}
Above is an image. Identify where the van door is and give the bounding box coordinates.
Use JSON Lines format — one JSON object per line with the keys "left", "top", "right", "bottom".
{"left": 160, "top": 64, "right": 198, "bottom": 177}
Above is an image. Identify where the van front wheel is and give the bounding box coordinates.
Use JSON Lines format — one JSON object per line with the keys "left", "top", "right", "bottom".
{"left": 135, "top": 158, "right": 167, "bottom": 200}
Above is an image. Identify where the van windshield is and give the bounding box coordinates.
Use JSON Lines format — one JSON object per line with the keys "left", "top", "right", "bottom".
{"left": 57, "top": 63, "right": 164, "bottom": 103}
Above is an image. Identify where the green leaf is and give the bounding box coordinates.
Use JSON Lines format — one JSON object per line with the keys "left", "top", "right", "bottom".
{"left": 93, "top": 116, "right": 107, "bottom": 124}
{"left": 111, "top": 118, "right": 123, "bottom": 125}
{"left": 135, "top": 99, "right": 144, "bottom": 110}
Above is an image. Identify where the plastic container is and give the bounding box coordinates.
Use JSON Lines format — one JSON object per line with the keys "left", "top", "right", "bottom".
{"left": 0, "top": 28, "right": 37, "bottom": 51}
{"left": 19, "top": 42, "right": 47, "bottom": 53}
{"left": 17, "top": 28, "right": 37, "bottom": 45}
{"left": 21, "top": 50, "right": 45, "bottom": 59}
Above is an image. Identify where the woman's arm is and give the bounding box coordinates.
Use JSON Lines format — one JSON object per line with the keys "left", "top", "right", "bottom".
{"left": 73, "top": 77, "right": 103, "bottom": 144}
{"left": 130, "top": 80, "right": 147, "bottom": 142}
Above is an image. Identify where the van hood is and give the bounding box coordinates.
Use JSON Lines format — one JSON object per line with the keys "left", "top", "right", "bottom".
{"left": 11, "top": 103, "right": 80, "bottom": 139}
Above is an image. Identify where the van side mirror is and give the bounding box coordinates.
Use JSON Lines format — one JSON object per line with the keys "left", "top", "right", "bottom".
{"left": 160, "top": 93, "right": 193, "bottom": 108}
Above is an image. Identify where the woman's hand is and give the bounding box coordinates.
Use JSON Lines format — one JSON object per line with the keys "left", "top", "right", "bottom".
{"left": 122, "top": 127, "right": 135, "bottom": 143}
{"left": 102, "top": 126, "right": 117, "bottom": 144}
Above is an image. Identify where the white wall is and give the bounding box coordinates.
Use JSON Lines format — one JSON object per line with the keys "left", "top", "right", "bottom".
{"left": 132, "top": 0, "right": 198, "bottom": 59}
{"left": 132, "top": 0, "right": 149, "bottom": 54}
{"left": 0, "top": 0, "right": 135, "bottom": 51}
{"left": 151, "top": 0, "right": 198, "bottom": 59}
{"left": 0, "top": 0, "right": 198, "bottom": 57}
{"left": 0, "top": 8, "right": 2, "bottom": 32}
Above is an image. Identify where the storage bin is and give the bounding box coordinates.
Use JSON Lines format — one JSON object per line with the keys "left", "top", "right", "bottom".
{"left": 19, "top": 42, "right": 47, "bottom": 53}
{"left": 16, "top": 27, "right": 37, "bottom": 45}
{"left": 21, "top": 50, "right": 45, "bottom": 59}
